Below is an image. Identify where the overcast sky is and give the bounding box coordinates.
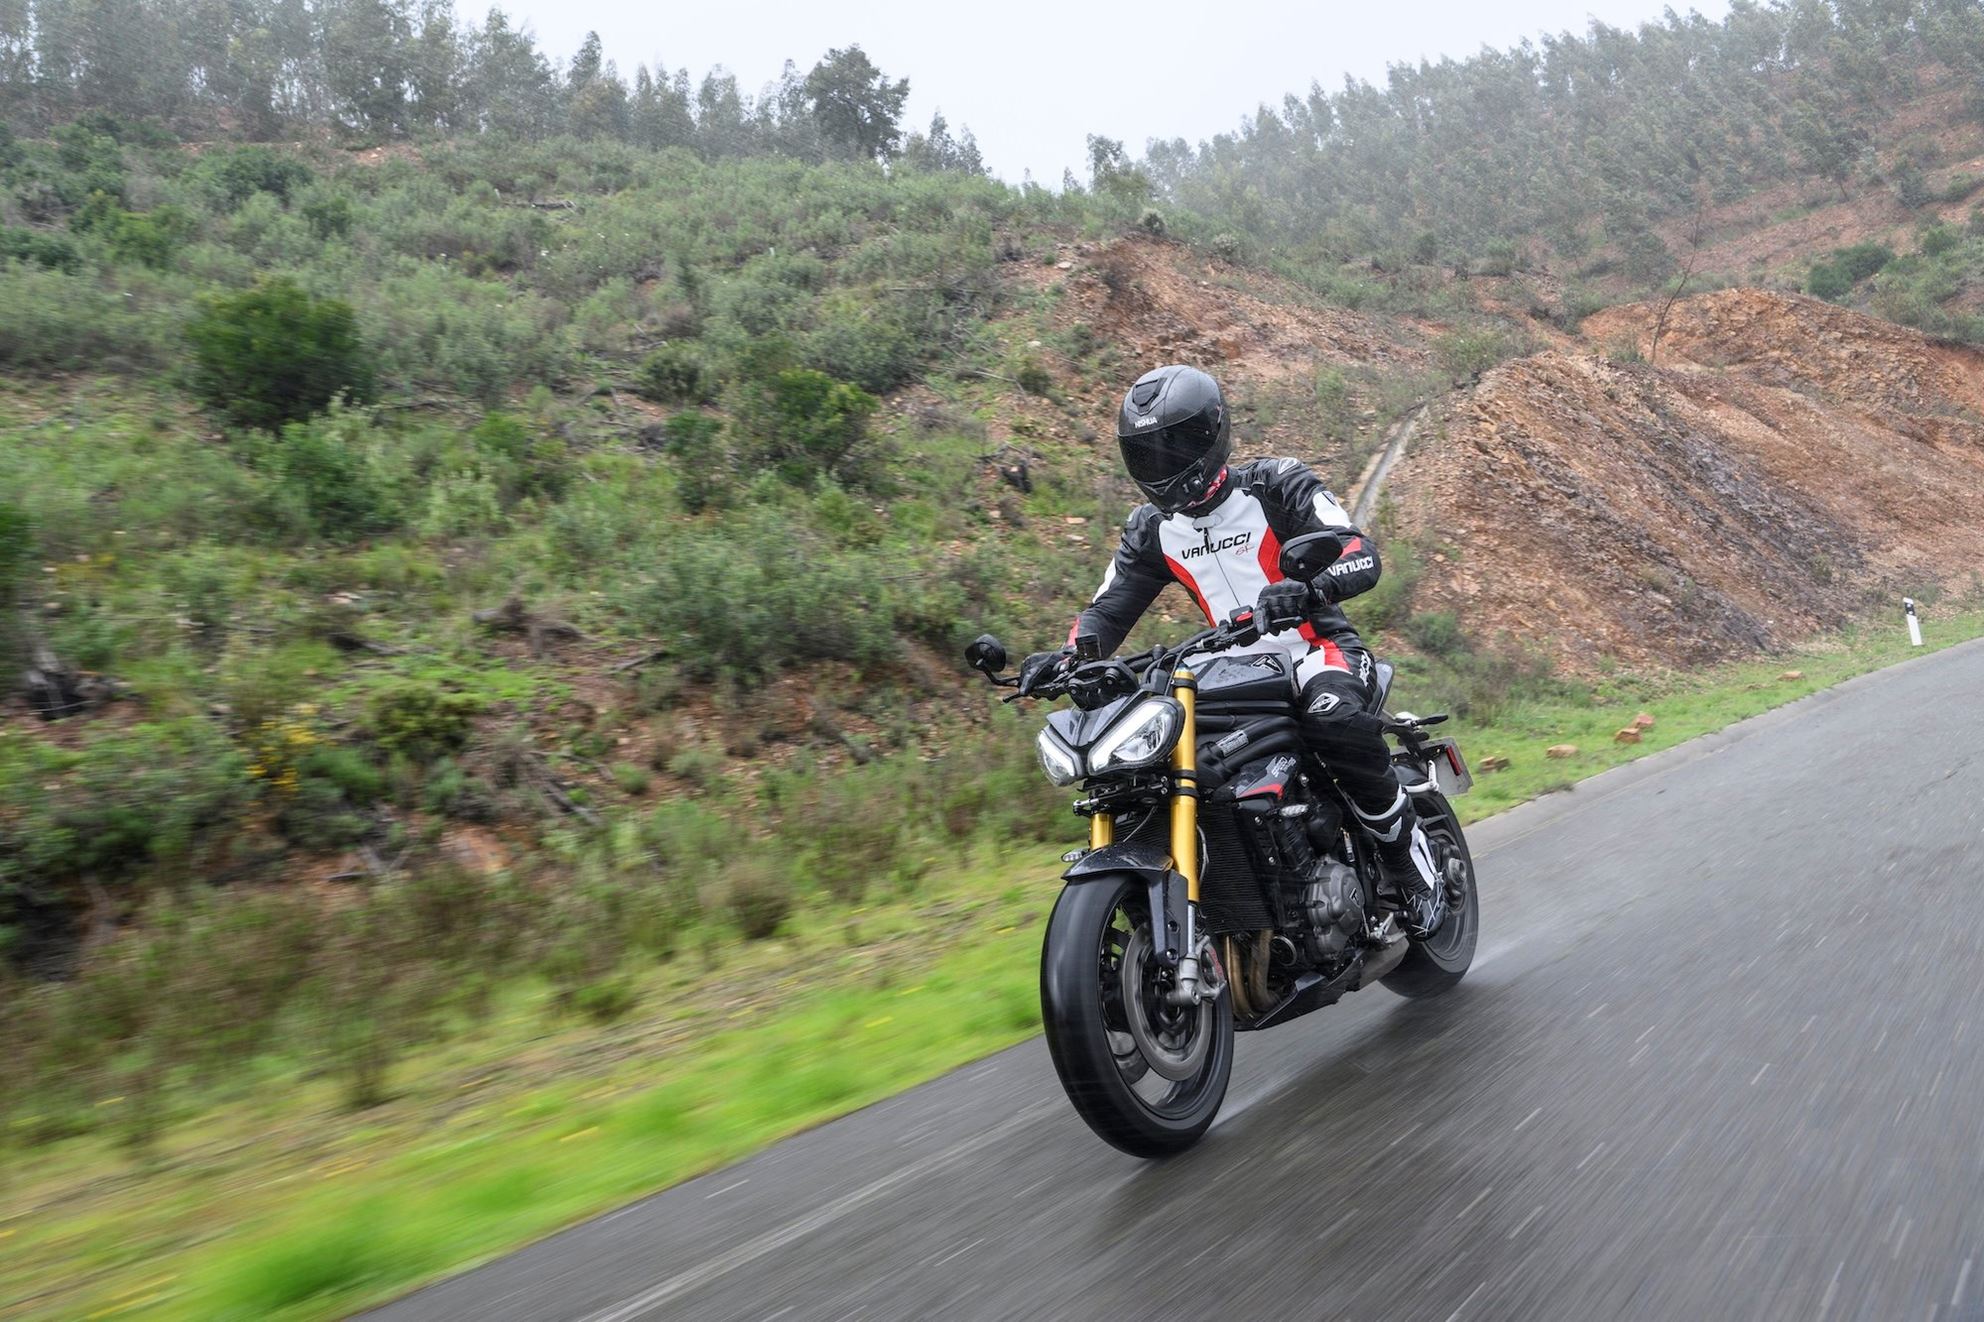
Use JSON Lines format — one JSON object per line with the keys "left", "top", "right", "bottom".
{"left": 501, "top": 0, "right": 1732, "bottom": 184}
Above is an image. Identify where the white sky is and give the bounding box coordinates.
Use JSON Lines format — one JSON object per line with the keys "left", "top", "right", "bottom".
{"left": 501, "top": 0, "right": 1732, "bottom": 184}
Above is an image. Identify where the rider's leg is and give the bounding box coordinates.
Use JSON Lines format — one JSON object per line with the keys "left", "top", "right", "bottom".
{"left": 1296, "top": 652, "right": 1445, "bottom": 935}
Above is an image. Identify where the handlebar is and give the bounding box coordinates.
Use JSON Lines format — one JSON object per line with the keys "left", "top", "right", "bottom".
{"left": 1003, "top": 614, "right": 1267, "bottom": 705}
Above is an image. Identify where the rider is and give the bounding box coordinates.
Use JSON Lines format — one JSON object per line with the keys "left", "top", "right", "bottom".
{"left": 1020, "top": 364, "right": 1446, "bottom": 935}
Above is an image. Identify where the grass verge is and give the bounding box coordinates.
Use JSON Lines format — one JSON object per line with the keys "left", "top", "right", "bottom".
{"left": 6, "top": 605, "right": 1982, "bottom": 1320}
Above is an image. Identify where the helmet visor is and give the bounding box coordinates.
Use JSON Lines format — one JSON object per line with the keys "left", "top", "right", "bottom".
{"left": 1120, "top": 415, "right": 1220, "bottom": 488}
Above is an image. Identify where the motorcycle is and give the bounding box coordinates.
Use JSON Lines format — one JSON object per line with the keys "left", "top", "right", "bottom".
{"left": 965, "top": 532, "right": 1479, "bottom": 1156}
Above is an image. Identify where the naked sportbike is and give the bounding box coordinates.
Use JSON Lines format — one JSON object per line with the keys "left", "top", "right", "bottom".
{"left": 967, "top": 532, "right": 1478, "bottom": 1156}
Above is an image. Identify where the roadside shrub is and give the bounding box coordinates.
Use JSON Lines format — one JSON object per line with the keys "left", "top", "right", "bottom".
{"left": 256, "top": 408, "right": 400, "bottom": 542}
{"left": 0, "top": 263, "right": 169, "bottom": 370}
{"left": 0, "top": 498, "right": 29, "bottom": 670}
{"left": 188, "top": 278, "right": 375, "bottom": 428}
{"left": 723, "top": 856, "right": 793, "bottom": 940}
{"left": 365, "top": 680, "right": 485, "bottom": 762}
{"left": 309, "top": 891, "right": 441, "bottom": 1109}
{"left": 1138, "top": 207, "right": 1166, "bottom": 236}
{"left": 0, "top": 719, "right": 250, "bottom": 945}
{"left": 627, "top": 510, "right": 900, "bottom": 681}
{"left": 635, "top": 342, "right": 715, "bottom": 403}
{"left": 1210, "top": 232, "right": 1242, "bottom": 261}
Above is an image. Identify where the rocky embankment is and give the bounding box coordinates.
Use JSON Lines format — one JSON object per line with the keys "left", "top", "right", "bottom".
{"left": 1385, "top": 290, "right": 1984, "bottom": 669}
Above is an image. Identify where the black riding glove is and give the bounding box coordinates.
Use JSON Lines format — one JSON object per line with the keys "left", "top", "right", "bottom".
{"left": 1255, "top": 579, "right": 1314, "bottom": 633}
{"left": 1018, "top": 647, "right": 1075, "bottom": 695}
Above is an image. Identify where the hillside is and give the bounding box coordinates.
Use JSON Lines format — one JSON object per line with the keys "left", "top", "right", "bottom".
{"left": 12, "top": 6, "right": 1984, "bottom": 1316}
{"left": 1385, "top": 289, "right": 1984, "bottom": 670}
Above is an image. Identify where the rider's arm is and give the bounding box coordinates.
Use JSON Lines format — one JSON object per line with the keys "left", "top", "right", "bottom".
{"left": 1255, "top": 457, "right": 1382, "bottom": 602}
{"left": 1071, "top": 506, "right": 1170, "bottom": 653}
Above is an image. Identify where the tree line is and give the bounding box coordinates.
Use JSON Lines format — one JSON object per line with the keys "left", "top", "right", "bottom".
{"left": 1137, "top": 0, "right": 1984, "bottom": 276}
{"left": 0, "top": 0, "right": 982, "bottom": 170}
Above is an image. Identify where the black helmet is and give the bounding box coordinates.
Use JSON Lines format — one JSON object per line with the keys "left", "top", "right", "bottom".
{"left": 1116, "top": 364, "right": 1232, "bottom": 513}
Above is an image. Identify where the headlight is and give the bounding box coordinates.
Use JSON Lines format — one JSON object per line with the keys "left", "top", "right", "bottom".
{"left": 1035, "top": 728, "right": 1082, "bottom": 785}
{"left": 1090, "top": 698, "right": 1183, "bottom": 773}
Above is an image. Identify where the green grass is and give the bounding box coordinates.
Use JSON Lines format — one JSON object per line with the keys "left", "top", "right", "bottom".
{"left": 7, "top": 604, "right": 1983, "bottom": 1321}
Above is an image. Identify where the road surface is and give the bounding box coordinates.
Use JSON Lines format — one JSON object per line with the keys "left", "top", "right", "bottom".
{"left": 371, "top": 638, "right": 1984, "bottom": 1321}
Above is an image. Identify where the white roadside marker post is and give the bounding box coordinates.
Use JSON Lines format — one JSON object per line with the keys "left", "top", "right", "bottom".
{"left": 1904, "top": 597, "right": 1923, "bottom": 647}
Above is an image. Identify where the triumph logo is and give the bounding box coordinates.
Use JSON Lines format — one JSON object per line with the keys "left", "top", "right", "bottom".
{"left": 1180, "top": 530, "right": 1252, "bottom": 560}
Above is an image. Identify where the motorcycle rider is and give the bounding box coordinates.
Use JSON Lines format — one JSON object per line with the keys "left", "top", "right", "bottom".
{"left": 1020, "top": 364, "right": 1446, "bottom": 935}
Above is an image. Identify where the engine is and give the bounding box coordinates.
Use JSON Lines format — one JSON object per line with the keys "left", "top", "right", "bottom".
{"left": 1299, "top": 856, "right": 1365, "bottom": 967}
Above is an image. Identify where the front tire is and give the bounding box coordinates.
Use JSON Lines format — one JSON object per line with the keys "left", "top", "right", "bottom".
{"left": 1040, "top": 875, "right": 1233, "bottom": 1157}
{"left": 1382, "top": 791, "right": 1479, "bottom": 998}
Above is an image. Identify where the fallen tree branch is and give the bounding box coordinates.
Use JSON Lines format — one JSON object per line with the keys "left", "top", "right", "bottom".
{"left": 610, "top": 647, "right": 670, "bottom": 674}
{"left": 473, "top": 594, "right": 590, "bottom": 658}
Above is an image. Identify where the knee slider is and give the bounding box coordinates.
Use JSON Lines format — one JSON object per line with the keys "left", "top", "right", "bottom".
{"left": 1298, "top": 672, "right": 1367, "bottom": 742}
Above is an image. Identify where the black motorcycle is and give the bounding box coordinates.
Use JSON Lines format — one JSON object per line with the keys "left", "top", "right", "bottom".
{"left": 966, "top": 532, "right": 1478, "bottom": 1156}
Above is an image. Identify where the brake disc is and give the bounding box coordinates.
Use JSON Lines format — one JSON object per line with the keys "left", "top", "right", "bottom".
{"left": 1119, "top": 923, "right": 1213, "bottom": 1083}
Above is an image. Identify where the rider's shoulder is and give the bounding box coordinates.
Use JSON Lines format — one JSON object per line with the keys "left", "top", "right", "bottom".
{"left": 1122, "top": 501, "right": 1164, "bottom": 538}
{"left": 1234, "top": 456, "right": 1320, "bottom": 489}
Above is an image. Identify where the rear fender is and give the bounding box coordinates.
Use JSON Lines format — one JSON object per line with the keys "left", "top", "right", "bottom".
{"left": 1064, "top": 842, "right": 1190, "bottom": 967}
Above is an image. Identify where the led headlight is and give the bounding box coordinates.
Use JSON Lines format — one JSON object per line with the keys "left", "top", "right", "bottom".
{"left": 1089, "top": 698, "right": 1183, "bottom": 773}
{"left": 1035, "top": 728, "right": 1082, "bottom": 786}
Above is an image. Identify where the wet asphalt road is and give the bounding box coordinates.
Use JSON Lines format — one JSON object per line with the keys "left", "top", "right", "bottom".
{"left": 371, "top": 639, "right": 1984, "bottom": 1322}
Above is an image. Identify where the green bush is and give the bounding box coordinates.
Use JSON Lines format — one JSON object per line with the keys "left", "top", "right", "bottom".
{"left": 635, "top": 342, "right": 716, "bottom": 403}
{"left": 802, "top": 300, "right": 920, "bottom": 393}
{"left": 1434, "top": 328, "right": 1518, "bottom": 382}
{"left": 69, "top": 193, "right": 195, "bottom": 270}
{"left": 1834, "top": 242, "right": 1894, "bottom": 282}
{"left": 188, "top": 278, "right": 375, "bottom": 428}
{"left": 627, "top": 510, "right": 905, "bottom": 681}
{"left": 0, "top": 226, "right": 82, "bottom": 272}
{"left": 654, "top": 411, "right": 724, "bottom": 462}
{"left": 1919, "top": 223, "right": 1961, "bottom": 259}
{"left": 257, "top": 408, "right": 401, "bottom": 542}
{"left": 723, "top": 857, "right": 793, "bottom": 940}
{"left": 1806, "top": 262, "right": 1851, "bottom": 300}
{"left": 365, "top": 681, "right": 485, "bottom": 762}
{"left": 732, "top": 368, "right": 882, "bottom": 489}
{"left": 0, "top": 719, "right": 250, "bottom": 939}
{"left": 301, "top": 192, "right": 354, "bottom": 239}
{"left": 0, "top": 498, "right": 28, "bottom": 668}
{"left": 200, "top": 147, "right": 316, "bottom": 208}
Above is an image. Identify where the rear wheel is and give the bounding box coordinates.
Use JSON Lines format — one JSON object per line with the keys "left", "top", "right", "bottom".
{"left": 1382, "top": 791, "right": 1479, "bottom": 998}
{"left": 1040, "top": 875, "right": 1233, "bottom": 1157}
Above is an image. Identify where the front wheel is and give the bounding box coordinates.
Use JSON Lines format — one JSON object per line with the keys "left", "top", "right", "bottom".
{"left": 1039, "top": 875, "right": 1234, "bottom": 1157}
{"left": 1382, "top": 791, "right": 1480, "bottom": 998}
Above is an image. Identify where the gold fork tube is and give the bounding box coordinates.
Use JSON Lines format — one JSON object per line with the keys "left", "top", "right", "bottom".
{"left": 1090, "top": 812, "right": 1114, "bottom": 849}
{"left": 1169, "top": 668, "right": 1200, "bottom": 902}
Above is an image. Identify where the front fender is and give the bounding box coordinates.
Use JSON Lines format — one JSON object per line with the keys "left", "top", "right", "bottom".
{"left": 1063, "top": 842, "right": 1189, "bottom": 967}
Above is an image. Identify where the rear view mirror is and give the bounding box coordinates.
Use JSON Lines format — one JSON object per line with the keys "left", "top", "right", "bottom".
{"left": 1279, "top": 532, "right": 1345, "bottom": 581}
{"left": 964, "top": 634, "right": 1007, "bottom": 675}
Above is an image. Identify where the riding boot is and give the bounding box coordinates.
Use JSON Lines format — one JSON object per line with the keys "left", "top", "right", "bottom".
{"left": 1351, "top": 786, "right": 1446, "bottom": 937}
